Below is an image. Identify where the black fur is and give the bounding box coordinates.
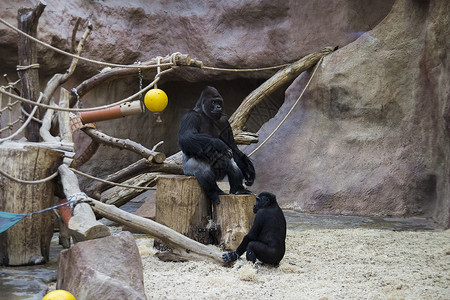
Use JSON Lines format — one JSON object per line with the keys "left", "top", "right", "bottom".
{"left": 222, "top": 192, "right": 286, "bottom": 265}
{"left": 178, "top": 86, "right": 255, "bottom": 204}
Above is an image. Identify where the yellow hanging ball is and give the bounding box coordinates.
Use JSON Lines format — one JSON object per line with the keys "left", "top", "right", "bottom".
{"left": 144, "top": 88, "right": 168, "bottom": 112}
{"left": 43, "top": 290, "right": 76, "bottom": 300}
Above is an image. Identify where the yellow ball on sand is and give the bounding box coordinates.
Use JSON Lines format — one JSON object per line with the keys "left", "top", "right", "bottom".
{"left": 144, "top": 88, "right": 168, "bottom": 112}
{"left": 43, "top": 290, "right": 76, "bottom": 300}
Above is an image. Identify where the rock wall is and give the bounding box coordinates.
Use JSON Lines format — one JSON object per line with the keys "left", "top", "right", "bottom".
{"left": 2, "top": 1, "right": 448, "bottom": 227}
{"left": 246, "top": 0, "right": 450, "bottom": 227}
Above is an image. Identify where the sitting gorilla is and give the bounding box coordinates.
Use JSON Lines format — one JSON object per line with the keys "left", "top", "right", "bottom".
{"left": 178, "top": 86, "right": 255, "bottom": 204}
{"left": 222, "top": 192, "right": 286, "bottom": 265}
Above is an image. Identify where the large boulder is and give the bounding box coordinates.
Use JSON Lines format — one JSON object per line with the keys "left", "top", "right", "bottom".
{"left": 57, "top": 231, "right": 147, "bottom": 300}
{"left": 246, "top": 0, "right": 450, "bottom": 227}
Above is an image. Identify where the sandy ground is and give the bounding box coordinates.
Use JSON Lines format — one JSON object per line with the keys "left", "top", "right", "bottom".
{"left": 137, "top": 228, "right": 450, "bottom": 300}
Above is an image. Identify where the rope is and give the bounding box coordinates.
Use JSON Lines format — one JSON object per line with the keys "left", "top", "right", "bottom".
{"left": 0, "top": 92, "right": 44, "bottom": 142}
{"left": 248, "top": 56, "right": 324, "bottom": 157}
{"left": 24, "top": 199, "right": 78, "bottom": 216}
{"left": 0, "top": 168, "right": 58, "bottom": 184}
{"left": 0, "top": 17, "right": 174, "bottom": 70}
{"left": 16, "top": 64, "right": 40, "bottom": 71}
{"left": 202, "top": 64, "right": 289, "bottom": 72}
{"left": 69, "top": 167, "right": 155, "bottom": 190}
{"left": 0, "top": 68, "right": 173, "bottom": 113}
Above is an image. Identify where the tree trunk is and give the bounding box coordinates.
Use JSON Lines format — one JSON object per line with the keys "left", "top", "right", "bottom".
{"left": 17, "top": 1, "right": 46, "bottom": 142}
{"left": 155, "top": 175, "right": 213, "bottom": 245}
{"left": 213, "top": 194, "right": 255, "bottom": 251}
{"left": 0, "top": 142, "right": 63, "bottom": 266}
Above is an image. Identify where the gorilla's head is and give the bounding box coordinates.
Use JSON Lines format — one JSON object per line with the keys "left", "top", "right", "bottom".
{"left": 254, "top": 192, "right": 277, "bottom": 213}
{"left": 194, "top": 86, "right": 224, "bottom": 120}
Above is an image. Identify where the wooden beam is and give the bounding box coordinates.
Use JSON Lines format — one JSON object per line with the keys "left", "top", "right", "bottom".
{"left": 90, "top": 199, "right": 225, "bottom": 265}
{"left": 229, "top": 47, "right": 336, "bottom": 132}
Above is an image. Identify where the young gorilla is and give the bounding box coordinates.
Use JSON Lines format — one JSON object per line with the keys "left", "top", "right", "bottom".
{"left": 178, "top": 86, "right": 255, "bottom": 204}
{"left": 222, "top": 192, "right": 286, "bottom": 265}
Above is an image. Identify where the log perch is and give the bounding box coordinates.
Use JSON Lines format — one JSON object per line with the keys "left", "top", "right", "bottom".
{"left": 229, "top": 47, "right": 336, "bottom": 132}
{"left": 90, "top": 199, "right": 225, "bottom": 265}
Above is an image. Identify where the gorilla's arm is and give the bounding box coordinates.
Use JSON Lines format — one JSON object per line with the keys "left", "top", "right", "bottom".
{"left": 222, "top": 212, "right": 263, "bottom": 263}
{"left": 217, "top": 118, "right": 255, "bottom": 185}
{"left": 178, "top": 111, "right": 230, "bottom": 158}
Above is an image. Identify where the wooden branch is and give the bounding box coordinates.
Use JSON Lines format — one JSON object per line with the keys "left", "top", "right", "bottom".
{"left": 81, "top": 127, "right": 165, "bottom": 162}
{"left": 234, "top": 131, "right": 259, "bottom": 145}
{"left": 90, "top": 199, "right": 225, "bottom": 265}
{"left": 39, "top": 98, "right": 58, "bottom": 142}
{"left": 58, "top": 164, "right": 110, "bottom": 241}
{"left": 229, "top": 47, "right": 336, "bottom": 132}
{"left": 42, "top": 20, "right": 92, "bottom": 105}
{"left": 57, "top": 88, "right": 72, "bottom": 143}
{"left": 85, "top": 153, "right": 183, "bottom": 200}
{"left": 69, "top": 53, "right": 192, "bottom": 107}
{"left": 17, "top": 0, "right": 46, "bottom": 141}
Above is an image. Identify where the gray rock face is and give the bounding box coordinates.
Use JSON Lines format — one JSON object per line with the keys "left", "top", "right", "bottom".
{"left": 246, "top": 0, "right": 450, "bottom": 227}
{"left": 57, "top": 231, "right": 147, "bottom": 300}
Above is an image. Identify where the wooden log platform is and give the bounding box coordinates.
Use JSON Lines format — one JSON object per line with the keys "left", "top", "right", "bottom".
{"left": 155, "top": 175, "right": 255, "bottom": 250}
{"left": 0, "top": 142, "right": 63, "bottom": 266}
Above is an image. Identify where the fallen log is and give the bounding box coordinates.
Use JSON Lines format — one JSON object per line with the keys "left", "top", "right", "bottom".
{"left": 90, "top": 199, "right": 225, "bottom": 265}
{"left": 229, "top": 46, "right": 336, "bottom": 132}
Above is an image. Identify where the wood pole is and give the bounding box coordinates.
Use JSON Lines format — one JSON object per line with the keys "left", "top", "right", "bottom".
{"left": 17, "top": 1, "right": 46, "bottom": 141}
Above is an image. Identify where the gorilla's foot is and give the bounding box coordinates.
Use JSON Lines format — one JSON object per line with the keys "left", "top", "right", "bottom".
{"left": 211, "top": 195, "right": 221, "bottom": 204}
{"left": 217, "top": 189, "right": 228, "bottom": 196}
{"left": 232, "top": 187, "right": 253, "bottom": 195}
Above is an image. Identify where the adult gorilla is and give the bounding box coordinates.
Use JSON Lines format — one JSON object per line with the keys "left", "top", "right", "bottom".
{"left": 222, "top": 192, "right": 286, "bottom": 265}
{"left": 178, "top": 86, "right": 255, "bottom": 204}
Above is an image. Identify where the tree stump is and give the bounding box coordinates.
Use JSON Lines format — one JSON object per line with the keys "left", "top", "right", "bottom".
{"left": 155, "top": 175, "right": 255, "bottom": 250}
{"left": 0, "top": 142, "right": 63, "bottom": 266}
{"left": 155, "top": 175, "right": 211, "bottom": 245}
{"left": 213, "top": 194, "right": 255, "bottom": 251}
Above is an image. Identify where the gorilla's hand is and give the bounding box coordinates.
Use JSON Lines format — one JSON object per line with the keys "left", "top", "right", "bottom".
{"left": 222, "top": 251, "right": 238, "bottom": 263}
{"left": 212, "top": 139, "right": 232, "bottom": 157}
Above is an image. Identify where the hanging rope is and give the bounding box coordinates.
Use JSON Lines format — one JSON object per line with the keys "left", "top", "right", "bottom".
{"left": 69, "top": 167, "right": 155, "bottom": 190}
{"left": 0, "top": 168, "right": 58, "bottom": 184}
{"left": 248, "top": 56, "right": 324, "bottom": 157}
{"left": 202, "top": 63, "right": 289, "bottom": 72}
{"left": 0, "top": 17, "right": 174, "bottom": 70}
{"left": 0, "top": 68, "right": 173, "bottom": 113}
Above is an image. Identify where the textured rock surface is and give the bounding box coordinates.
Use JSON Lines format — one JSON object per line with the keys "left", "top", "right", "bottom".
{"left": 57, "top": 231, "right": 147, "bottom": 300}
{"left": 246, "top": 0, "right": 450, "bottom": 227}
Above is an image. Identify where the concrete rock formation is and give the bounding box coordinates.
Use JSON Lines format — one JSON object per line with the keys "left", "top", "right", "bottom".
{"left": 57, "top": 231, "right": 147, "bottom": 300}
{"left": 247, "top": 0, "right": 450, "bottom": 227}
